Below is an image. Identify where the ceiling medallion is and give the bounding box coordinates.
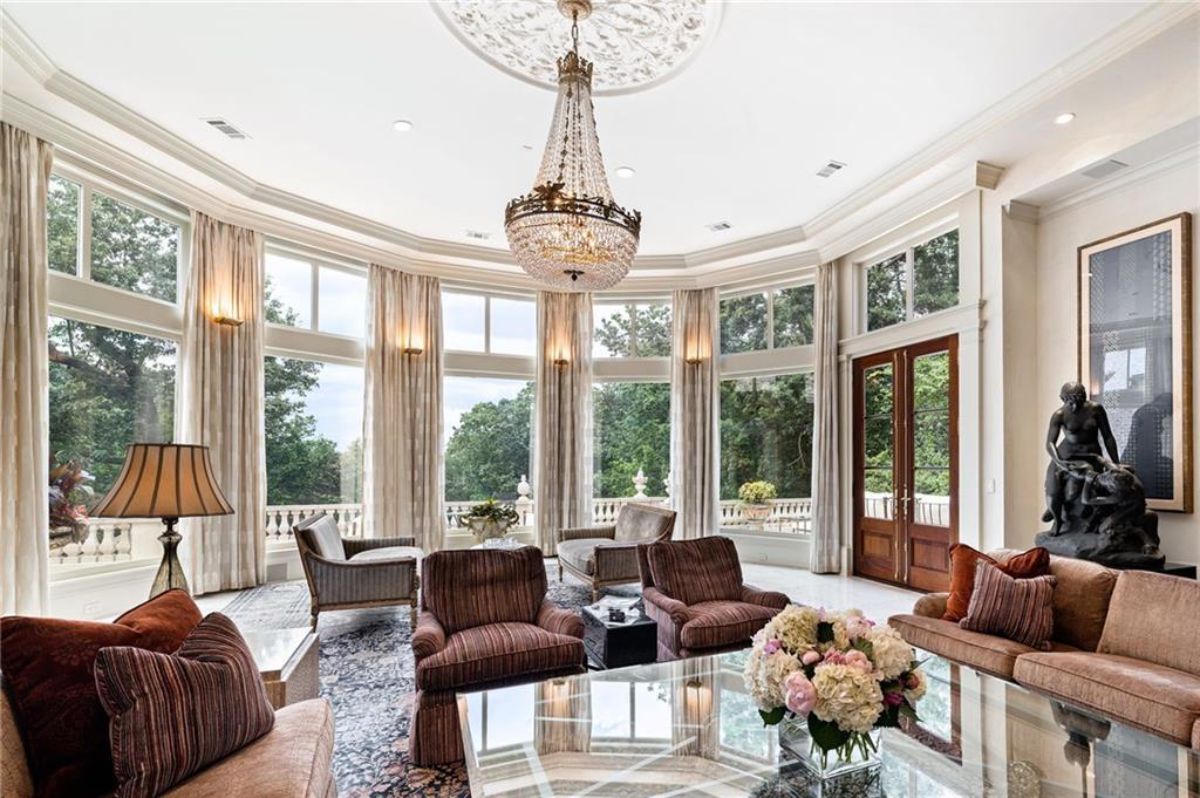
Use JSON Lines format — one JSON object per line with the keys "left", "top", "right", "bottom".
{"left": 504, "top": 0, "right": 641, "bottom": 291}
{"left": 432, "top": 0, "right": 721, "bottom": 96}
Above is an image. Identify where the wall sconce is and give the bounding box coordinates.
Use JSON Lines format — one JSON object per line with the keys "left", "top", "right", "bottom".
{"left": 400, "top": 318, "right": 424, "bottom": 356}
{"left": 209, "top": 303, "right": 244, "bottom": 327}
{"left": 684, "top": 678, "right": 707, "bottom": 712}
{"left": 550, "top": 338, "right": 571, "bottom": 368}
{"left": 683, "top": 334, "right": 709, "bottom": 365}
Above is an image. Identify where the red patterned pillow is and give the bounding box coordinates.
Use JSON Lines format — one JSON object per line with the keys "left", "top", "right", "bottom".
{"left": 0, "top": 589, "right": 201, "bottom": 797}
{"left": 959, "top": 561, "right": 1057, "bottom": 649}
{"left": 943, "top": 544, "right": 1050, "bottom": 622}
{"left": 94, "top": 613, "right": 275, "bottom": 798}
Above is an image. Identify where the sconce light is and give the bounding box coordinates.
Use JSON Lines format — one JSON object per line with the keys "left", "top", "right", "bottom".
{"left": 403, "top": 344, "right": 424, "bottom": 357}
{"left": 683, "top": 334, "right": 709, "bottom": 365}
{"left": 550, "top": 338, "right": 570, "bottom": 368}
{"left": 211, "top": 314, "right": 244, "bottom": 327}
{"left": 209, "top": 302, "right": 244, "bottom": 327}
{"left": 684, "top": 678, "right": 708, "bottom": 715}
{"left": 553, "top": 357, "right": 570, "bottom": 368}
{"left": 400, "top": 317, "right": 424, "bottom": 356}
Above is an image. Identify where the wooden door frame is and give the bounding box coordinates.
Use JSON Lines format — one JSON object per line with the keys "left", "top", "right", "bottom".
{"left": 852, "top": 349, "right": 903, "bottom": 584}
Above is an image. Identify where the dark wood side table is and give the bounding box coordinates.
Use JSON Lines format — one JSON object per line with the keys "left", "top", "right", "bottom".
{"left": 581, "top": 603, "right": 657, "bottom": 670}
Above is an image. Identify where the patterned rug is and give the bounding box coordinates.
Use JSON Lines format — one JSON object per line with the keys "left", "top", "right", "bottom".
{"left": 223, "top": 569, "right": 637, "bottom": 797}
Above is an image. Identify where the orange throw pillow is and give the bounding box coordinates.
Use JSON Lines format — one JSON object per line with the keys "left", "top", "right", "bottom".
{"left": 942, "top": 544, "right": 1050, "bottom": 622}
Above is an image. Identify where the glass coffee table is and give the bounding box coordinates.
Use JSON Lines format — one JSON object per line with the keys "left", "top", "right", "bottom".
{"left": 457, "top": 648, "right": 1199, "bottom": 797}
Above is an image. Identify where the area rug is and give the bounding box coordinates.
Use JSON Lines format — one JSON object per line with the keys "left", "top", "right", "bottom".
{"left": 223, "top": 570, "right": 637, "bottom": 797}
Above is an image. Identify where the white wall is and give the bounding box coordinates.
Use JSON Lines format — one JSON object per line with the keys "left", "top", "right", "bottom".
{"left": 1028, "top": 156, "right": 1200, "bottom": 562}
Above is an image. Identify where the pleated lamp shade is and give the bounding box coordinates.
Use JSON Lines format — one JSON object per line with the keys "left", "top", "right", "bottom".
{"left": 92, "top": 443, "right": 233, "bottom": 519}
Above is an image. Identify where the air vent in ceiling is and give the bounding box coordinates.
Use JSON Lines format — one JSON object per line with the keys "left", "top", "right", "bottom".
{"left": 1081, "top": 159, "right": 1128, "bottom": 180}
{"left": 203, "top": 118, "right": 249, "bottom": 140}
{"left": 706, "top": 221, "right": 732, "bottom": 232}
{"left": 816, "top": 160, "right": 847, "bottom": 178}
{"left": 465, "top": 230, "right": 490, "bottom": 240}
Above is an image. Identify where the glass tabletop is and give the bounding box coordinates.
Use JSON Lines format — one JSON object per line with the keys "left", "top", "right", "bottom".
{"left": 457, "top": 648, "right": 1199, "bottom": 797}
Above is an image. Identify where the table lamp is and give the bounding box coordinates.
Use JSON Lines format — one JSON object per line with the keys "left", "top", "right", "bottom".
{"left": 91, "top": 443, "right": 233, "bottom": 597}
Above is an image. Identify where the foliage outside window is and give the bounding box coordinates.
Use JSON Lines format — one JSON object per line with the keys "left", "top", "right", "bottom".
{"left": 593, "top": 303, "right": 671, "bottom": 357}
{"left": 263, "top": 249, "right": 366, "bottom": 338}
{"left": 772, "top": 285, "right": 815, "bottom": 347}
{"left": 48, "top": 317, "right": 176, "bottom": 517}
{"left": 720, "top": 285, "right": 814, "bottom": 354}
{"left": 48, "top": 176, "right": 80, "bottom": 275}
{"left": 443, "top": 290, "right": 536, "bottom": 356}
{"left": 593, "top": 382, "right": 669, "bottom": 499}
{"left": 720, "top": 293, "right": 767, "bottom": 353}
{"left": 866, "top": 229, "right": 958, "bottom": 332}
{"left": 443, "top": 377, "right": 533, "bottom": 501}
{"left": 719, "top": 373, "right": 814, "bottom": 501}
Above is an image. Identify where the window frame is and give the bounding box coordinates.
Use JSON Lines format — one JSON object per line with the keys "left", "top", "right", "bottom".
{"left": 264, "top": 241, "right": 367, "bottom": 341}
{"left": 859, "top": 222, "right": 960, "bottom": 334}
{"left": 718, "top": 279, "right": 815, "bottom": 356}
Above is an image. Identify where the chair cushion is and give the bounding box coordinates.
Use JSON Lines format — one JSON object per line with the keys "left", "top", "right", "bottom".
{"left": 0, "top": 589, "right": 202, "bottom": 798}
{"left": 95, "top": 613, "right": 276, "bottom": 798}
{"left": 349, "top": 546, "right": 423, "bottom": 563}
{"left": 646, "top": 537, "right": 744, "bottom": 606}
{"left": 162, "top": 698, "right": 336, "bottom": 797}
{"left": 944, "top": 544, "right": 1049, "bottom": 622}
{"left": 613, "top": 503, "right": 676, "bottom": 543}
{"left": 416, "top": 622, "right": 583, "bottom": 692}
{"left": 1098, "top": 570, "right": 1200, "bottom": 676}
{"left": 994, "top": 550, "right": 1117, "bottom": 651}
{"left": 958, "top": 562, "right": 1057, "bottom": 649}
{"left": 421, "top": 547, "right": 548, "bottom": 634}
{"left": 301, "top": 516, "right": 346, "bottom": 561}
{"left": 679, "top": 600, "right": 779, "bottom": 651}
{"left": 558, "top": 538, "right": 633, "bottom": 576}
{"left": 1014, "top": 651, "right": 1200, "bottom": 745}
{"left": 888, "top": 613, "right": 1078, "bottom": 679}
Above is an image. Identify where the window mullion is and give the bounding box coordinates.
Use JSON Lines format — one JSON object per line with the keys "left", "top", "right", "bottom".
{"left": 484, "top": 296, "right": 492, "bottom": 353}
{"left": 766, "top": 291, "right": 775, "bottom": 350}
{"left": 79, "top": 184, "right": 92, "bottom": 281}
{"left": 905, "top": 247, "right": 915, "bottom": 322}
{"left": 310, "top": 262, "right": 320, "bottom": 331}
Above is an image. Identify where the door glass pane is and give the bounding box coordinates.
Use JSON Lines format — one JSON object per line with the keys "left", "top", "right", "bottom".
{"left": 913, "top": 352, "right": 950, "bottom": 410}
{"left": 90, "top": 191, "right": 180, "bottom": 302}
{"left": 317, "top": 266, "right": 366, "bottom": 338}
{"left": 48, "top": 176, "right": 81, "bottom": 275}
{"left": 862, "top": 363, "right": 894, "bottom": 520}
{"left": 864, "top": 470, "right": 894, "bottom": 520}
{"left": 913, "top": 351, "right": 952, "bottom": 527}
{"left": 264, "top": 253, "right": 312, "bottom": 327}
{"left": 866, "top": 253, "right": 906, "bottom": 331}
{"left": 442, "top": 291, "right": 485, "bottom": 351}
{"left": 914, "top": 230, "right": 959, "bottom": 317}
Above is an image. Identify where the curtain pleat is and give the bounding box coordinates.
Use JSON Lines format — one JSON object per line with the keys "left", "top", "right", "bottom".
{"left": 809, "top": 261, "right": 841, "bottom": 573}
{"left": 669, "top": 288, "right": 719, "bottom": 539}
{"left": 534, "top": 291, "right": 593, "bottom": 555}
{"left": 179, "top": 211, "right": 266, "bottom": 594}
{"left": 0, "top": 122, "right": 52, "bottom": 615}
{"left": 363, "top": 265, "right": 444, "bottom": 549}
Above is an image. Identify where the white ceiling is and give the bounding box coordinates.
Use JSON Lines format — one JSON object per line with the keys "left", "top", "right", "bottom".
{"left": 3, "top": 1, "right": 1152, "bottom": 257}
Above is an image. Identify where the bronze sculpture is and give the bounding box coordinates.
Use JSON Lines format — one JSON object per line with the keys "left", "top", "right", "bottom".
{"left": 1035, "top": 382, "right": 1164, "bottom": 570}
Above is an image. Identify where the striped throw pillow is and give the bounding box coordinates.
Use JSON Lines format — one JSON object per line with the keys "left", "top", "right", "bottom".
{"left": 94, "top": 613, "right": 275, "bottom": 798}
{"left": 959, "top": 561, "right": 1057, "bottom": 649}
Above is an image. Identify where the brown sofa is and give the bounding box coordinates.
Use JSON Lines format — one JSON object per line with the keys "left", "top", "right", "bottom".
{"left": 2, "top": 690, "right": 337, "bottom": 797}
{"left": 558, "top": 503, "right": 676, "bottom": 601}
{"left": 889, "top": 551, "right": 1200, "bottom": 748}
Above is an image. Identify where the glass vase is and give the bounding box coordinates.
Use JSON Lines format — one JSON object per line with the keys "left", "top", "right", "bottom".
{"left": 778, "top": 715, "right": 882, "bottom": 781}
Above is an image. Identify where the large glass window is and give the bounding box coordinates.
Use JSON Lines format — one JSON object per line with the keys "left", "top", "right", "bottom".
{"left": 263, "top": 249, "right": 366, "bottom": 337}
{"left": 719, "top": 373, "right": 814, "bottom": 500}
{"left": 590, "top": 680, "right": 671, "bottom": 740}
{"left": 48, "top": 317, "right": 176, "bottom": 510}
{"left": 443, "top": 291, "right": 536, "bottom": 355}
{"left": 720, "top": 286, "right": 814, "bottom": 353}
{"left": 47, "top": 176, "right": 81, "bottom": 275}
{"left": 264, "top": 356, "right": 363, "bottom": 505}
{"left": 90, "top": 192, "right": 180, "bottom": 303}
{"left": 317, "top": 266, "right": 366, "bottom": 338}
{"left": 264, "top": 253, "right": 312, "bottom": 328}
{"left": 490, "top": 297, "right": 536, "bottom": 356}
{"left": 593, "top": 303, "right": 671, "bottom": 357}
{"left": 773, "top": 285, "right": 814, "bottom": 347}
{"left": 720, "top": 293, "right": 767, "bottom": 353}
{"left": 593, "top": 382, "right": 670, "bottom": 499}
{"left": 866, "top": 229, "right": 959, "bottom": 332}
{"left": 443, "top": 291, "right": 486, "bottom": 352}
{"left": 443, "top": 377, "right": 534, "bottom": 501}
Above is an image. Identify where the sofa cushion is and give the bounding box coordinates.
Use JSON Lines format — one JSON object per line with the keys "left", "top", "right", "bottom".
{"left": 298, "top": 515, "right": 346, "bottom": 561}
{"left": 1098, "top": 570, "right": 1200, "bottom": 677}
{"left": 995, "top": 550, "right": 1116, "bottom": 651}
{"left": 888, "top": 613, "right": 1077, "bottom": 679}
{"left": 349, "top": 546, "right": 423, "bottom": 563}
{"left": 0, "top": 589, "right": 202, "bottom": 798}
{"left": 945, "top": 545, "right": 1049, "bottom": 622}
{"left": 1014, "top": 651, "right": 1200, "bottom": 746}
{"left": 421, "top": 547, "right": 547, "bottom": 634}
{"left": 646, "top": 537, "right": 743, "bottom": 606}
{"left": 95, "top": 613, "right": 276, "bottom": 798}
{"left": 162, "top": 698, "right": 336, "bottom": 798}
{"left": 613, "top": 503, "right": 676, "bottom": 543}
{"left": 416, "top": 622, "right": 583, "bottom": 692}
{"left": 557, "top": 538, "right": 613, "bottom": 576}
{"left": 959, "top": 562, "right": 1056, "bottom": 649}
{"left": 679, "top": 601, "right": 779, "bottom": 650}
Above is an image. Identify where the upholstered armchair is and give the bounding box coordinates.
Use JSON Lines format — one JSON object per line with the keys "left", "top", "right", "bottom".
{"left": 638, "top": 536, "right": 790, "bottom": 660}
{"left": 410, "top": 546, "right": 586, "bottom": 766}
{"left": 293, "top": 512, "right": 422, "bottom": 629}
{"left": 558, "top": 503, "right": 676, "bottom": 601}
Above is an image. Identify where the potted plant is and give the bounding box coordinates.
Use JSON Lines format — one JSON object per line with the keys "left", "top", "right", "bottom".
{"left": 738, "top": 480, "right": 777, "bottom": 522}
{"left": 49, "top": 454, "right": 94, "bottom": 550}
{"left": 459, "top": 498, "right": 521, "bottom": 543}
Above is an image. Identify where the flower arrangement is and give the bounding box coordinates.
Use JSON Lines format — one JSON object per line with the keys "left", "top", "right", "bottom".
{"left": 49, "top": 455, "right": 95, "bottom": 547}
{"left": 744, "top": 605, "right": 924, "bottom": 768}
{"left": 737, "top": 480, "right": 778, "bottom": 504}
{"left": 459, "top": 498, "right": 521, "bottom": 542}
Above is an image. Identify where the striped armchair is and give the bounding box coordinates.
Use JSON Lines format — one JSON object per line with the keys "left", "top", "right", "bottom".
{"left": 293, "top": 513, "right": 422, "bottom": 629}
{"left": 410, "top": 546, "right": 585, "bottom": 766}
{"left": 558, "top": 503, "right": 676, "bottom": 602}
{"left": 638, "top": 536, "right": 790, "bottom": 660}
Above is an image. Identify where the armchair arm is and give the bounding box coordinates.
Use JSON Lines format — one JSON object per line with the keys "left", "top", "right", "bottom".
{"left": 560, "top": 525, "right": 616, "bottom": 543}
{"left": 913, "top": 592, "right": 949, "bottom": 619}
{"left": 304, "top": 554, "right": 418, "bottom": 605}
{"left": 741, "top": 584, "right": 790, "bottom": 610}
{"left": 642, "top": 587, "right": 693, "bottom": 627}
{"left": 412, "top": 611, "right": 447, "bottom": 661}
{"left": 343, "top": 536, "right": 417, "bottom": 557}
{"left": 593, "top": 544, "right": 640, "bottom": 582}
{"left": 537, "top": 601, "right": 584, "bottom": 639}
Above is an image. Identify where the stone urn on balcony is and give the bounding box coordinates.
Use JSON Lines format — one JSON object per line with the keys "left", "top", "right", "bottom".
{"left": 459, "top": 498, "right": 521, "bottom": 544}
{"left": 737, "top": 480, "right": 777, "bottom": 523}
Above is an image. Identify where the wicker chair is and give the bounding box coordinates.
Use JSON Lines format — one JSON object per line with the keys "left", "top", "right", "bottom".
{"left": 293, "top": 512, "right": 422, "bottom": 629}
{"left": 557, "top": 503, "right": 676, "bottom": 601}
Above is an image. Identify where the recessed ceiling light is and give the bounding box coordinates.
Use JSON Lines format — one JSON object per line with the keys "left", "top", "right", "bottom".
{"left": 1053, "top": 112, "right": 1076, "bottom": 126}
{"left": 392, "top": 119, "right": 415, "bottom": 133}
{"left": 706, "top": 221, "right": 732, "bottom": 232}
{"left": 615, "top": 166, "right": 636, "bottom": 179}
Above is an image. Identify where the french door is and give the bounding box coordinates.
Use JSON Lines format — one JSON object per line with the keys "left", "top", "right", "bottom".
{"left": 852, "top": 336, "right": 958, "bottom": 591}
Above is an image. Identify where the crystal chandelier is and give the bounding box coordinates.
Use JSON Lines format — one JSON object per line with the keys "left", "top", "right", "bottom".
{"left": 505, "top": 0, "right": 641, "bottom": 291}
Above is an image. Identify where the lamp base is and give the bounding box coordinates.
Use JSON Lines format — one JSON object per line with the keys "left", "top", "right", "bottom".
{"left": 150, "top": 517, "right": 190, "bottom": 598}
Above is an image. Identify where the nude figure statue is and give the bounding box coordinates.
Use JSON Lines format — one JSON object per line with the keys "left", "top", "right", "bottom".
{"left": 1041, "top": 381, "right": 1120, "bottom": 536}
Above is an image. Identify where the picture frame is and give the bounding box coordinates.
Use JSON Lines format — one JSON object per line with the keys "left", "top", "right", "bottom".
{"left": 1078, "top": 212, "right": 1192, "bottom": 513}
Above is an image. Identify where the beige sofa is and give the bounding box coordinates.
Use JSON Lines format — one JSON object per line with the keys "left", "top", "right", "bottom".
{"left": 558, "top": 503, "right": 676, "bottom": 601}
{"left": 889, "top": 551, "right": 1200, "bottom": 748}
{"left": 2, "top": 691, "right": 338, "bottom": 797}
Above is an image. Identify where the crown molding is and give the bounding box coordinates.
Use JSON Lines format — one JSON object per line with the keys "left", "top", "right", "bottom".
{"left": 3, "top": 3, "right": 1194, "bottom": 279}
{"left": 1004, "top": 200, "right": 1041, "bottom": 224}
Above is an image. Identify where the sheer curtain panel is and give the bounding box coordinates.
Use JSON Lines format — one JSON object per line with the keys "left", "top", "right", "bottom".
{"left": 669, "top": 288, "right": 719, "bottom": 539}
{"left": 809, "top": 262, "right": 841, "bottom": 573}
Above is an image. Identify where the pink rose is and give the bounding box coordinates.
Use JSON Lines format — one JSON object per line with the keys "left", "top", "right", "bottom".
{"left": 884, "top": 691, "right": 904, "bottom": 707}
{"left": 822, "top": 650, "right": 846, "bottom": 665}
{"left": 843, "top": 650, "right": 872, "bottom": 671}
{"left": 801, "top": 650, "right": 821, "bottom": 666}
{"left": 783, "top": 672, "right": 817, "bottom": 715}
{"left": 763, "top": 639, "right": 782, "bottom": 655}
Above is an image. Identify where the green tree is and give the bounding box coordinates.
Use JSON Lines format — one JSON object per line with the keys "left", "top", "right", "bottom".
{"left": 913, "top": 229, "right": 959, "bottom": 317}
{"left": 720, "top": 293, "right": 767, "bottom": 353}
{"left": 443, "top": 383, "right": 534, "bottom": 501}
{"left": 867, "top": 253, "right": 906, "bottom": 331}
{"left": 719, "top": 374, "right": 813, "bottom": 500}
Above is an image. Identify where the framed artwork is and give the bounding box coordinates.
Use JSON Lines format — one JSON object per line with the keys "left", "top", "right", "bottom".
{"left": 1078, "top": 212, "right": 1192, "bottom": 513}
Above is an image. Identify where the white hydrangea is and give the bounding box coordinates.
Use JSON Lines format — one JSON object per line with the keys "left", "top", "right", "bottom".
{"left": 866, "top": 624, "right": 913, "bottom": 681}
{"left": 763, "top": 604, "right": 820, "bottom": 653}
{"left": 743, "top": 645, "right": 802, "bottom": 711}
{"left": 811, "top": 663, "right": 884, "bottom": 733}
